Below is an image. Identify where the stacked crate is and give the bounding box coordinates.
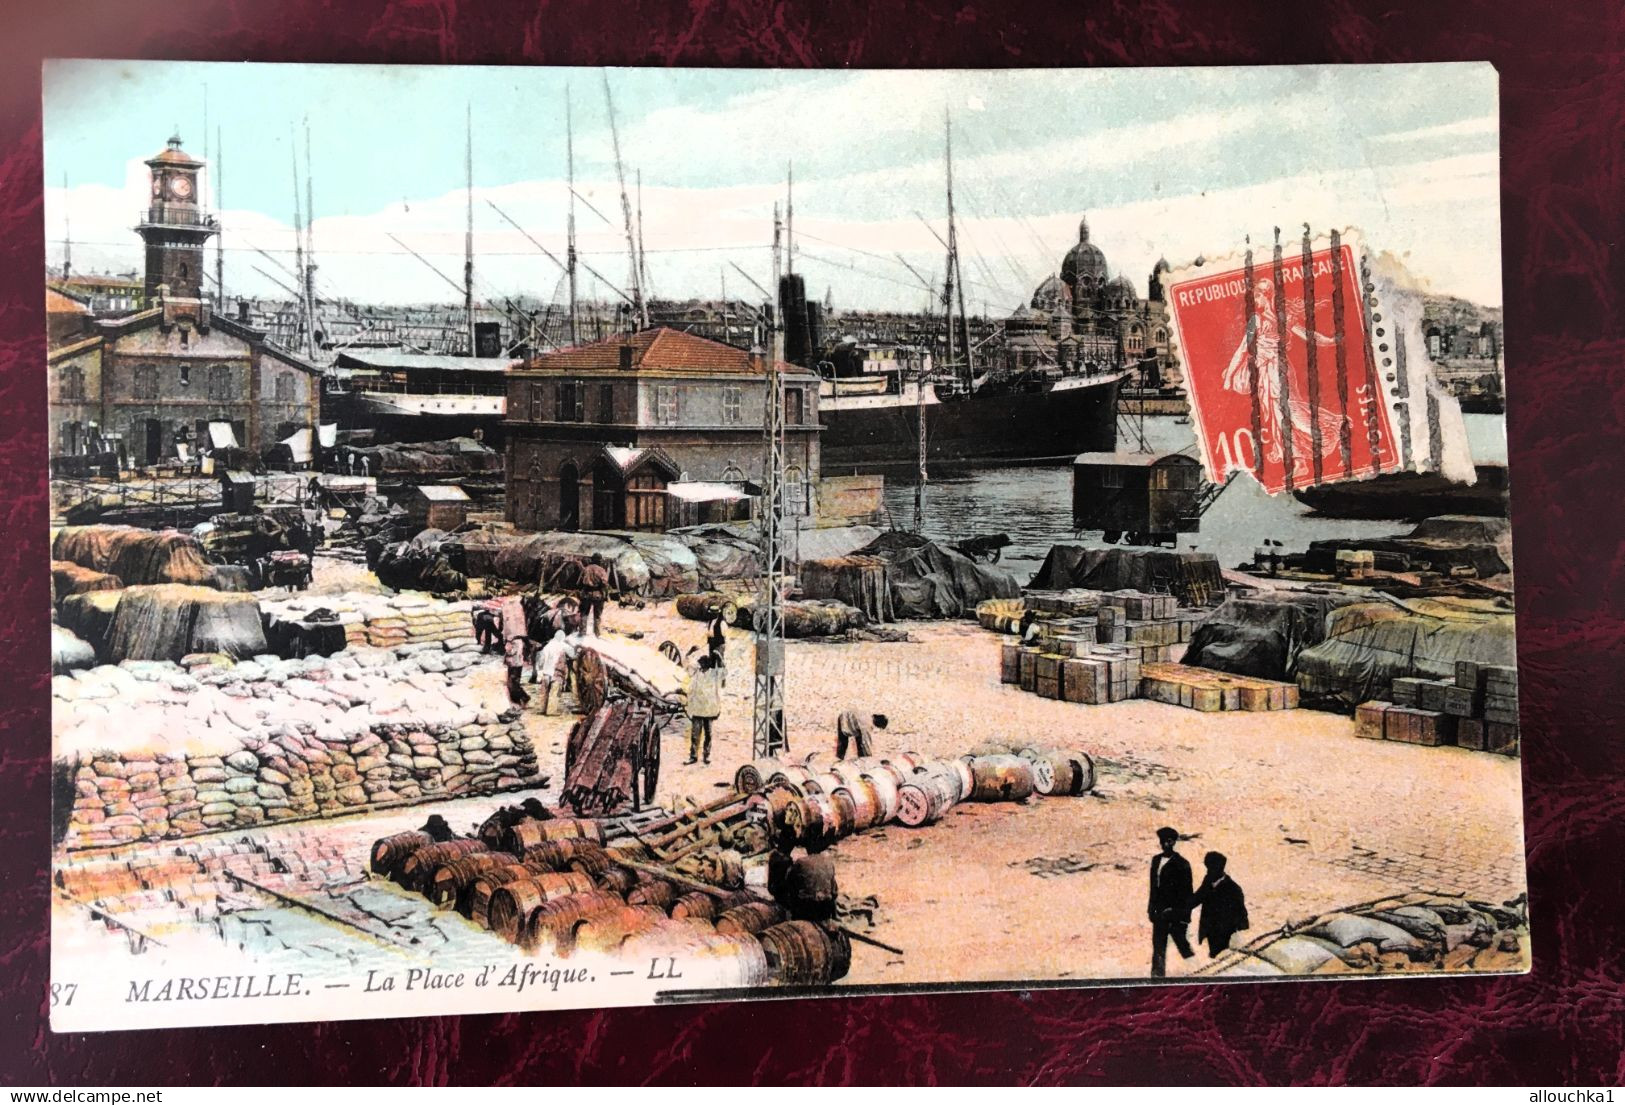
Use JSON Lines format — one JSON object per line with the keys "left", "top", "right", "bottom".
{"left": 1138, "top": 662, "right": 1299, "bottom": 712}
{"left": 1354, "top": 661, "right": 1519, "bottom": 756}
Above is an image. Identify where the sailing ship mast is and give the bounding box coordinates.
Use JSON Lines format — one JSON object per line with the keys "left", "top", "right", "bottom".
{"left": 943, "top": 109, "right": 973, "bottom": 391}
{"left": 464, "top": 104, "right": 476, "bottom": 356}
{"left": 566, "top": 87, "right": 579, "bottom": 346}
{"left": 601, "top": 73, "right": 648, "bottom": 330}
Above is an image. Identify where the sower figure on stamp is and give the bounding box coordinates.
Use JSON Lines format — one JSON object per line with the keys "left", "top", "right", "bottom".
{"left": 836, "top": 710, "right": 888, "bottom": 760}
{"left": 1148, "top": 826, "right": 1195, "bottom": 977}
{"left": 1191, "top": 850, "right": 1250, "bottom": 957}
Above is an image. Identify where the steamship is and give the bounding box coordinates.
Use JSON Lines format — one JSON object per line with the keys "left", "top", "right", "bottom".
{"left": 816, "top": 355, "right": 1127, "bottom": 473}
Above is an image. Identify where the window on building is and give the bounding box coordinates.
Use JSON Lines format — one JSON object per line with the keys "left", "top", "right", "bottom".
{"left": 598, "top": 383, "right": 614, "bottom": 424}
{"left": 529, "top": 382, "right": 547, "bottom": 422}
{"left": 785, "top": 464, "right": 809, "bottom": 517}
{"left": 722, "top": 386, "right": 743, "bottom": 424}
{"left": 179, "top": 365, "right": 191, "bottom": 387}
{"left": 655, "top": 385, "right": 679, "bottom": 425}
{"left": 1101, "top": 467, "right": 1125, "bottom": 489}
{"left": 721, "top": 462, "right": 746, "bottom": 484}
{"left": 58, "top": 365, "right": 85, "bottom": 403}
{"left": 132, "top": 364, "right": 159, "bottom": 401}
{"left": 273, "top": 373, "right": 295, "bottom": 402}
{"left": 207, "top": 364, "right": 232, "bottom": 401}
{"left": 556, "top": 379, "right": 584, "bottom": 422}
{"left": 784, "top": 388, "right": 804, "bottom": 426}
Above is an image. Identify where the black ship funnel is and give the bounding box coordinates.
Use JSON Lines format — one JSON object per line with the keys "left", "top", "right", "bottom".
{"left": 779, "top": 272, "right": 813, "bottom": 368}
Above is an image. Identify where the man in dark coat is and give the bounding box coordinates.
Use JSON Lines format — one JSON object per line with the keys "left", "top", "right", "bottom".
{"left": 1192, "top": 851, "right": 1250, "bottom": 957}
{"left": 1147, "top": 826, "right": 1195, "bottom": 977}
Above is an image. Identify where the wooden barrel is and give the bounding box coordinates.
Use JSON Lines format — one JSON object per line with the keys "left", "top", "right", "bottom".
{"left": 913, "top": 762, "right": 966, "bottom": 804}
{"left": 576, "top": 904, "right": 668, "bottom": 954}
{"left": 520, "top": 838, "right": 601, "bottom": 872}
{"left": 765, "top": 765, "right": 815, "bottom": 790}
{"left": 859, "top": 770, "right": 901, "bottom": 823}
{"left": 968, "top": 755, "right": 1036, "bottom": 802}
{"left": 826, "top": 924, "right": 853, "bottom": 981}
{"left": 605, "top": 838, "right": 652, "bottom": 863}
{"left": 567, "top": 849, "right": 618, "bottom": 878}
{"left": 488, "top": 880, "right": 549, "bottom": 943}
{"left": 535, "top": 870, "right": 597, "bottom": 901}
{"left": 883, "top": 752, "right": 922, "bottom": 774}
{"left": 671, "top": 891, "right": 719, "bottom": 922}
{"left": 627, "top": 879, "right": 677, "bottom": 911}
{"left": 594, "top": 866, "right": 638, "bottom": 896}
{"left": 829, "top": 788, "right": 859, "bottom": 839}
{"left": 1048, "top": 749, "right": 1095, "bottom": 796}
{"left": 949, "top": 758, "right": 977, "bottom": 802}
{"left": 734, "top": 758, "right": 784, "bottom": 795}
{"left": 803, "top": 771, "right": 846, "bottom": 797}
{"left": 519, "top": 890, "right": 624, "bottom": 955}
{"left": 744, "top": 784, "right": 803, "bottom": 839}
{"left": 896, "top": 774, "right": 956, "bottom": 827}
{"left": 369, "top": 831, "right": 431, "bottom": 877}
{"left": 842, "top": 776, "right": 883, "bottom": 831}
{"left": 395, "top": 840, "right": 485, "bottom": 892}
{"left": 504, "top": 817, "right": 605, "bottom": 855}
{"left": 968, "top": 740, "right": 1014, "bottom": 757}
{"left": 759, "top": 920, "right": 835, "bottom": 986}
{"left": 1025, "top": 752, "right": 1060, "bottom": 796}
{"left": 800, "top": 792, "right": 839, "bottom": 850}
{"left": 715, "top": 900, "right": 788, "bottom": 936}
{"left": 425, "top": 852, "right": 506, "bottom": 907}
{"left": 464, "top": 863, "right": 533, "bottom": 926}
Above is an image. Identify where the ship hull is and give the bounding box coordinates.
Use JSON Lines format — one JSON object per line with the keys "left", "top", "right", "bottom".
{"left": 819, "top": 374, "right": 1124, "bottom": 473}
{"left": 1292, "top": 464, "right": 1509, "bottom": 520}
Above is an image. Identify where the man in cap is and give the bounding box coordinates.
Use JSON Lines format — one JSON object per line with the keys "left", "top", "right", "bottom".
{"left": 1148, "top": 826, "right": 1195, "bottom": 977}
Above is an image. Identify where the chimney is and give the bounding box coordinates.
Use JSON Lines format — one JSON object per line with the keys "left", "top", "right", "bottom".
{"left": 237, "top": 297, "right": 250, "bottom": 322}
{"left": 619, "top": 343, "right": 634, "bottom": 370}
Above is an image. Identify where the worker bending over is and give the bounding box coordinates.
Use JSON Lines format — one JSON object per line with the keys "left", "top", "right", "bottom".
{"left": 835, "top": 710, "right": 888, "bottom": 760}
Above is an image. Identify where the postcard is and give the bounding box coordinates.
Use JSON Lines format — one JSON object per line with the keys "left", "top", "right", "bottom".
{"left": 45, "top": 60, "right": 1524, "bottom": 1031}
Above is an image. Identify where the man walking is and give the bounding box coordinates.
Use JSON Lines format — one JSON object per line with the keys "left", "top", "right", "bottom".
{"left": 685, "top": 653, "right": 724, "bottom": 765}
{"left": 1192, "top": 851, "right": 1250, "bottom": 957}
{"left": 577, "top": 553, "right": 612, "bottom": 636}
{"left": 532, "top": 628, "right": 578, "bottom": 717}
{"left": 498, "top": 593, "right": 530, "bottom": 708}
{"left": 835, "top": 710, "right": 888, "bottom": 760}
{"left": 1148, "top": 826, "right": 1195, "bottom": 977}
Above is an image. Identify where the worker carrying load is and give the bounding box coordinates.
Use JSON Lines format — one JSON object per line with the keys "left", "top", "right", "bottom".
{"left": 835, "top": 709, "right": 888, "bottom": 760}
{"left": 577, "top": 553, "right": 613, "bottom": 636}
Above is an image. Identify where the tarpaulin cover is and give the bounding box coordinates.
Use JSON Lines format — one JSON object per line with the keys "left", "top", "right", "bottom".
{"left": 1294, "top": 600, "right": 1516, "bottom": 709}
{"left": 1029, "top": 545, "right": 1224, "bottom": 606}
{"left": 53, "top": 525, "right": 220, "bottom": 587}
{"left": 57, "top": 592, "right": 122, "bottom": 658}
{"left": 375, "top": 529, "right": 469, "bottom": 594}
{"left": 859, "top": 532, "right": 1019, "bottom": 619}
{"left": 51, "top": 560, "right": 121, "bottom": 599}
{"left": 340, "top": 437, "right": 500, "bottom": 476}
{"left": 1301, "top": 535, "right": 1508, "bottom": 578}
{"left": 208, "top": 422, "right": 239, "bottom": 449}
{"left": 102, "top": 584, "right": 267, "bottom": 663}
{"left": 1184, "top": 590, "right": 1363, "bottom": 680}
{"left": 800, "top": 556, "right": 895, "bottom": 622}
{"left": 51, "top": 625, "right": 97, "bottom": 674}
{"left": 491, "top": 532, "right": 654, "bottom": 595}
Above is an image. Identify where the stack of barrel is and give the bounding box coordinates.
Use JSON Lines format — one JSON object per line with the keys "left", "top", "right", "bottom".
{"left": 734, "top": 743, "right": 1095, "bottom": 841}
{"left": 366, "top": 813, "right": 850, "bottom": 987}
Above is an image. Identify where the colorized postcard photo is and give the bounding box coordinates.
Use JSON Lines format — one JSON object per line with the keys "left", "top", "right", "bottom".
{"left": 44, "top": 60, "right": 1524, "bottom": 1031}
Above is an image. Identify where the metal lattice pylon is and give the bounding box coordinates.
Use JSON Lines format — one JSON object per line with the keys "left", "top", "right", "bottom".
{"left": 752, "top": 208, "right": 789, "bottom": 760}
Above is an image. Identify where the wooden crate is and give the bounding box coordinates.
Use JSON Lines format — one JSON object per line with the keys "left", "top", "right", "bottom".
{"left": 1061, "top": 658, "right": 1109, "bottom": 704}
{"left": 1385, "top": 706, "right": 1456, "bottom": 746}
{"left": 1035, "top": 673, "right": 1063, "bottom": 700}
{"left": 1000, "top": 644, "right": 1021, "bottom": 685}
{"left": 1442, "top": 685, "right": 1482, "bottom": 718}
{"left": 1486, "top": 721, "right": 1520, "bottom": 756}
{"left": 1019, "top": 649, "right": 1038, "bottom": 691}
{"left": 1454, "top": 660, "right": 1482, "bottom": 691}
{"left": 1418, "top": 679, "right": 1452, "bottom": 713}
{"left": 1355, "top": 700, "right": 1391, "bottom": 741}
{"left": 1456, "top": 718, "right": 1487, "bottom": 751}
{"left": 1390, "top": 677, "right": 1426, "bottom": 707}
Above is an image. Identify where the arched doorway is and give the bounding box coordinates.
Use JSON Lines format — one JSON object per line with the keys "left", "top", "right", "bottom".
{"left": 559, "top": 460, "right": 580, "bottom": 531}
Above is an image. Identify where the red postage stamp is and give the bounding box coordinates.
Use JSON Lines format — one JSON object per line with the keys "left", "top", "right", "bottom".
{"left": 1164, "top": 233, "right": 1400, "bottom": 494}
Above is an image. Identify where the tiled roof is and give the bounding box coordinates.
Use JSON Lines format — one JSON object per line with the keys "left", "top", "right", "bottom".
{"left": 47, "top": 288, "right": 92, "bottom": 314}
{"left": 520, "top": 327, "right": 798, "bottom": 377}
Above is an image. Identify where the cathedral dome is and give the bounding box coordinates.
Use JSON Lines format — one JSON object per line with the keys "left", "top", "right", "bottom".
{"left": 1060, "top": 216, "right": 1108, "bottom": 294}
{"left": 1030, "top": 274, "right": 1070, "bottom": 313}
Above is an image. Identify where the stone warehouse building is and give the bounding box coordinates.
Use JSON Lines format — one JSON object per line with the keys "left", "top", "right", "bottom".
{"left": 46, "top": 136, "right": 321, "bottom": 465}
{"left": 1005, "top": 215, "right": 1182, "bottom": 389}
{"left": 504, "top": 328, "right": 822, "bottom": 532}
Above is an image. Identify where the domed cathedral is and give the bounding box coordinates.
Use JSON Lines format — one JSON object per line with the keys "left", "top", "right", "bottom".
{"left": 1002, "top": 215, "right": 1182, "bottom": 390}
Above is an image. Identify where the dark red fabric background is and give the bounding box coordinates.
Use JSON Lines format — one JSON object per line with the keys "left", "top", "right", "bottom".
{"left": 3, "top": 0, "right": 1622, "bottom": 1085}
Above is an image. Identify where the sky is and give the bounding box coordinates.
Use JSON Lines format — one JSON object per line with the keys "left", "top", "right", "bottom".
{"left": 41, "top": 61, "right": 1502, "bottom": 313}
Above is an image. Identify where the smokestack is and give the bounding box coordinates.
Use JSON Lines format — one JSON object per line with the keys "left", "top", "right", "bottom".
{"left": 619, "top": 342, "right": 634, "bottom": 370}
{"left": 237, "top": 297, "right": 250, "bottom": 322}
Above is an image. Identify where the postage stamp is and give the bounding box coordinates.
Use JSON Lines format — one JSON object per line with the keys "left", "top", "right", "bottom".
{"left": 43, "top": 60, "right": 1522, "bottom": 1032}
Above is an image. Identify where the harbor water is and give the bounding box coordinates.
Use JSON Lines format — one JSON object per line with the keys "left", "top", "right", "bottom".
{"left": 882, "top": 413, "right": 1510, "bottom": 584}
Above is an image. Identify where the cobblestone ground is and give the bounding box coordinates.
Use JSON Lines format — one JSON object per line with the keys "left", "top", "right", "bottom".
{"left": 53, "top": 599, "right": 1528, "bottom": 990}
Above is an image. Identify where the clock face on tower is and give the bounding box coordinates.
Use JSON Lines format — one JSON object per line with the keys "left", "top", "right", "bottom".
{"left": 171, "top": 176, "right": 193, "bottom": 199}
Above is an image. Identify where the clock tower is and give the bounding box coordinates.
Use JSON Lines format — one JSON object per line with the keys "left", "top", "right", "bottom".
{"left": 135, "top": 134, "right": 217, "bottom": 301}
